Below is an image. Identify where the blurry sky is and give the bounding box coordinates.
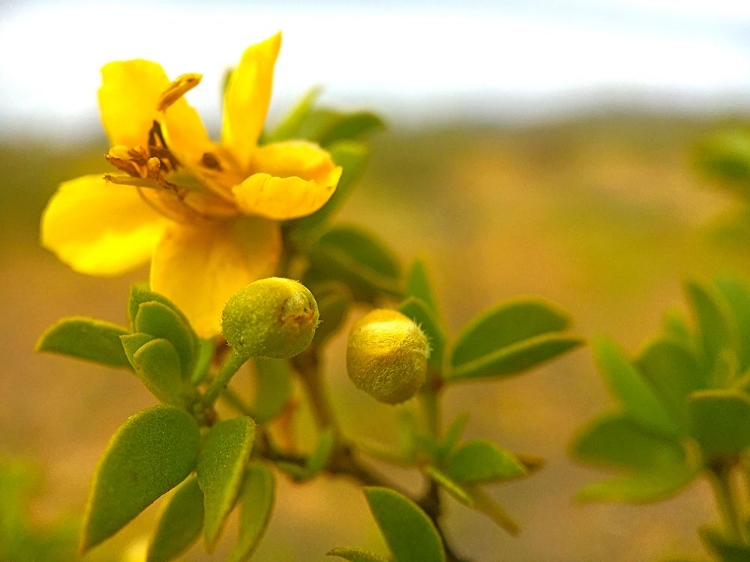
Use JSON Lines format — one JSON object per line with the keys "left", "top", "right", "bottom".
{"left": 2, "top": 0, "right": 750, "bottom": 138}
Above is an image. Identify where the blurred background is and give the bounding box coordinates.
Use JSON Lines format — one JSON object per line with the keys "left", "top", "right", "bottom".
{"left": 4, "top": 0, "right": 750, "bottom": 560}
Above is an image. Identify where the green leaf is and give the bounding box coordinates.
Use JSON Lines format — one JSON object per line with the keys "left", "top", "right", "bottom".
{"left": 662, "top": 307, "right": 693, "bottom": 350}
{"left": 694, "top": 128, "right": 750, "bottom": 195}
{"left": 423, "top": 465, "right": 474, "bottom": 506}
{"left": 593, "top": 338, "right": 679, "bottom": 436}
{"left": 123, "top": 336, "right": 187, "bottom": 407}
{"left": 635, "top": 338, "right": 705, "bottom": 431}
{"left": 311, "top": 283, "right": 352, "bottom": 347}
{"left": 327, "top": 547, "right": 390, "bottom": 562}
{"left": 405, "top": 258, "right": 441, "bottom": 317}
{"left": 249, "top": 358, "right": 293, "bottom": 424}
{"left": 700, "top": 526, "right": 750, "bottom": 562}
{"left": 197, "top": 416, "right": 256, "bottom": 550}
{"left": 685, "top": 280, "right": 737, "bottom": 377}
{"left": 128, "top": 285, "right": 192, "bottom": 333}
{"left": 571, "top": 413, "right": 687, "bottom": 471}
{"left": 445, "top": 439, "right": 526, "bottom": 484}
{"left": 228, "top": 463, "right": 276, "bottom": 562}
{"left": 715, "top": 277, "right": 750, "bottom": 372}
{"left": 294, "top": 108, "right": 384, "bottom": 147}
{"left": 688, "top": 389, "right": 750, "bottom": 458}
{"left": 303, "top": 224, "right": 402, "bottom": 302}
{"left": 451, "top": 298, "right": 572, "bottom": 366}
{"left": 399, "top": 297, "right": 446, "bottom": 368}
{"left": 575, "top": 462, "right": 697, "bottom": 503}
{"left": 147, "top": 476, "right": 204, "bottom": 562}
{"left": 267, "top": 86, "right": 322, "bottom": 143}
{"left": 364, "top": 487, "right": 445, "bottom": 562}
{"left": 466, "top": 486, "right": 520, "bottom": 535}
{"left": 292, "top": 141, "right": 371, "bottom": 235}
{"left": 435, "top": 413, "right": 470, "bottom": 462}
{"left": 36, "top": 317, "right": 131, "bottom": 369}
{"left": 446, "top": 333, "right": 583, "bottom": 382}
{"left": 134, "top": 301, "right": 197, "bottom": 378}
{"left": 81, "top": 406, "right": 200, "bottom": 552}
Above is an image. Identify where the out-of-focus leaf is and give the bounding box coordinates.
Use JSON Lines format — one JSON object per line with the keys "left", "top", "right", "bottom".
{"left": 249, "top": 358, "right": 293, "bottom": 424}
{"left": 228, "top": 463, "right": 276, "bottom": 562}
{"left": 134, "top": 301, "right": 197, "bottom": 378}
{"left": 405, "top": 258, "right": 441, "bottom": 318}
{"left": 36, "top": 317, "right": 131, "bottom": 369}
{"left": 662, "top": 307, "right": 693, "bottom": 351}
{"left": 688, "top": 389, "right": 750, "bottom": 459}
{"left": 575, "top": 462, "right": 697, "bottom": 503}
{"left": 311, "top": 283, "right": 352, "bottom": 347}
{"left": 694, "top": 128, "right": 750, "bottom": 196}
{"left": 434, "top": 413, "right": 470, "bottom": 462}
{"left": 364, "top": 487, "right": 446, "bottom": 562}
{"left": 81, "top": 406, "right": 200, "bottom": 552}
{"left": 685, "top": 280, "right": 737, "bottom": 377}
{"left": 197, "top": 416, "right": 256, "bottom": 550}
{"left": 147, "top": 476, "right": 204, "bottom": 562}
{"left": 700, "top": 525, "right": 750, "bottom": 562}
{"left": 715, "top": 277, "right": 750, "bottom": 372}
{"left": 423, "top": 465, "right": 473, "bottom": 506}
{"left": 303, "top": 225, "right": 402, "bottom": 301}
{"left": 445, "top": 439, "right": 526, "bottom": 484}
{"left": 291, "top": 141, "right": 371, "bottom": 236}
{"left": 594, "top": 338, "right": 679, "bottom": 437}
{"left": 635, "top": 338, "right": 705, "bottom": 431}
{"left": 446, "top": 333, "right": 583, "bottom": 382}
{"left": 399, "top": 297, "right": 445, "bottom": 368}
{"left": 293, "top": 108, "right": 385, "bottom": 147}
{"left": 571, "top": 413, "right": 687, "bottom": 471}
{"left": 266, "top": 87, "right": 321, "bottom": 143}
{"left": 327, "top": 547, "right": 389, "bottom": 562}
{"left": 122, "top": 336, "right": 186, "bottom": 407}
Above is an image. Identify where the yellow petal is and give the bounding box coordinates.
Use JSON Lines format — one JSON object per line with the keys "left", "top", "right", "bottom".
{"left": 232, "top": 141, "right": 342, "bottom": 220}
{"left": 40, "top": 175, "right": 167, "bottom": 276}
{"left": 150, "top": 218, "right": 281, "bottom": 338}
{"left": 222, "top": 33, "right": 282, "bottom": 168}
{"left": 99, "top": 60, "right": 212, "bottom": 166}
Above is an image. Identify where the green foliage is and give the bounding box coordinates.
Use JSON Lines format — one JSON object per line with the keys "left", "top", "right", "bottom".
{"left": 122, "top": 336, "right": 188, "bottom": 407}
{"left": 694, "top": 127, "right": 750, "bottom": 197}
{"left": 363, "top": 487, "right": 446, "bottom": 562}
{"left": 303, "top": 224, "right": 403, "bottom": 301}
{"left": 228, "top": 463, "right": 276, "bottom": 562}
{"left": 328, "top": 547, "right": 390, "bottom": 562}
{"left": 36, "top": 317, "right": 131, "bottom": 369}
{"left": 447, "top": 298, "right": 583, "bottom": 382}
{"left": 444, "top": 439, "right": 527, "bottom": 484}
{"left": 81, "top": 406, "right": 201, "bottom": 553}
{"left": 147, "top": 476, "right": 204, "bottom": 562}
{"left": 197, "top": 416, "right": 256, "bottom": 550}
{"left": 688, "top": 389, "right": 750, "bottom": 459}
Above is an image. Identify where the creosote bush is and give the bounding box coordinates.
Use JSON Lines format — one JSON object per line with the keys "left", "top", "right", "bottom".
{"left": 29, "top": 25, "right": 750, "bottom": 562}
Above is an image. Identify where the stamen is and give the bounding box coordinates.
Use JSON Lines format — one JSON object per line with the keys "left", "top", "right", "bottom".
{"left": 201, "top": 152, "right": 222, "bottom": 171}
{"left": 157, "top": 73, "right": 202, "bottom": 112}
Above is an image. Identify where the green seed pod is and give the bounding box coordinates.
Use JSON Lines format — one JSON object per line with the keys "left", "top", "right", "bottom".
{"left": 222, "top": 278, "right": 319, "bottom": 359}
{"left": 347, "top": 309, "right": 430, "bottom": 404}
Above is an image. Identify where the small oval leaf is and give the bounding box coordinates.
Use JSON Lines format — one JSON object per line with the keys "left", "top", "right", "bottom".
{"left": 364, "top": 487, "right": 445, "bottom": 562}
{"left": 445, "top": 439, "right": 526, "bottom": 484}
{"left": 197, "top": 416, "right": 256, "bottom": 550}
{"left": 128, "top": 337, "right": 186, "bottom": 407}
{"left": 227, "top": 463, "right": 276, "bottom": 562}
{"left": 81, "top": 406, "right": 200, "bottom": 552}
{"left": 135, "top": 301, "right": 197, "bottom": 378}
{"left": 688, "top": 388, "right": 750, "bottom": 459}
{"left": 36, "top": 317, "right": 131, "bottom": 369}
{"left": 147, "top": 476, "right": 204, "bottom": 562}
{"left": 451, "top": 298, "right": 572, "bottom": 367}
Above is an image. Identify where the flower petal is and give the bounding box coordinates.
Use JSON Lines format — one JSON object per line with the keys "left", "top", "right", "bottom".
{"left": 99, "top": 60, "right": 212, "bottom": 164}
{"left": 222, "top": 33, "right": 282, "bottom": 168}
{"left": 232, "top": 141, "right": 342, "bottom": 220}
{"left": 150, "top": 218, "right": 280, "bottom": 337}
{"left": 41, "top": 175, "right": 167, "bottom": 276}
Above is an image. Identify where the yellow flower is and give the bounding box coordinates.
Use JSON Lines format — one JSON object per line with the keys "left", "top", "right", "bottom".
{"left": 41, "top": 33, "right": 342, "bottom": 338}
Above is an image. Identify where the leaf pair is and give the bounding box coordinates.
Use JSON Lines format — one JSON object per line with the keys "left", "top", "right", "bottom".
{"left": 328, "top": 487, "right": 446, "bottom": 562}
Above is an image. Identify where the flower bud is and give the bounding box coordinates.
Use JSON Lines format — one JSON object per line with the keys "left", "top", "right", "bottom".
{"left": 347, "top": 309, "right": 430, "bottom": 404}
{"left": 222, "top": 278, "right": 319, "bottom": 359}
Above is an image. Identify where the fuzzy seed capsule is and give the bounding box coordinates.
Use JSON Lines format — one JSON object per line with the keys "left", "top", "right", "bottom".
{"left": 347, "top": 309, "right": 430, "bottom": 404}
{"left": 222, "top": 278, "right": 319, "bottom": 359}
